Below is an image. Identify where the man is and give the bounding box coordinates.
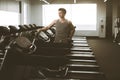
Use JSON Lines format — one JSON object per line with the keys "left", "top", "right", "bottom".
{"left": 38, "top": 8, "right": 75, "bottom": 44}
{"left": 37, "top": 8, "right": 74, "bottom": 77}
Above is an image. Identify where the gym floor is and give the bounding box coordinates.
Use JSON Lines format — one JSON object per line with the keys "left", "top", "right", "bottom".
{"left": 87, "top": 37, "right": 120, "bottom": 80}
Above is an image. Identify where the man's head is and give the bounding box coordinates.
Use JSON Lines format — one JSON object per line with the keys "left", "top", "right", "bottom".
{"left": 58, "top": 8, "right": 66, "bottom": 18}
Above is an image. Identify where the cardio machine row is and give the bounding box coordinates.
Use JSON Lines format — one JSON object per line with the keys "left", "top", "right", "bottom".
{"left": 0, "top": 24, "right": 105, "bottom": 80}
{"left": 0, "top": 24, "right": 72, "bottom": 80}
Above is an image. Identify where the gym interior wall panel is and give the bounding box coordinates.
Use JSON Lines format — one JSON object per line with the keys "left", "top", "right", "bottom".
{"left": 0, "top": 0, "right": 7, "bottom": 11}
{"left": 25, "top": 0, "right": 31, "bottom": 24}
{"left": 97, "top": 0, "right": 106, "bottom": 38}
{"left": 19, "top": 0, "right": 31, "bottom": 24}
{"left": 7, "top": 0, "right": 19, "bottom": 13}
{"left": 0, "top": 0, "right": 19, "bottom": 13}
{"left": 30, "top": 0, "right": 43, "bottom": 25}
{"left": 28, "top": 1, "right": 31, "bottom": 24}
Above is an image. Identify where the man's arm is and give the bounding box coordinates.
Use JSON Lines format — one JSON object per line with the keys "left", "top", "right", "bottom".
{"left": 37, "top": 20, "right": 56, "bottom": 31}
{"left": 69, "top": 21, "right": 75, "bottom": 39}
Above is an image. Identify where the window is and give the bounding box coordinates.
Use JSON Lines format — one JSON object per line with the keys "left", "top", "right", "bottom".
{"left": 0, "top": 10, "right": 20, "bottom": 26}
{"left": 71, "top": 4, "right": 97, "bottom": 30}
{"left": 42, "top": 4, "right": 97, "bottom": 30}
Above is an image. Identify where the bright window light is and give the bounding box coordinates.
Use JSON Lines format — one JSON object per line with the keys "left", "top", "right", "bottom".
{"left": 0, "top": 10, "right": 20, "bottom": 26}
{"left": 72, "top": 4, "right": 97, "bottom": 30}
{"left": 42, "top": 4, "right": 97, "bottom": 31}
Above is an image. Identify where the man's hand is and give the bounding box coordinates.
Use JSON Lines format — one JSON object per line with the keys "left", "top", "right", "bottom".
{"left": 37, "top": 27, "right": 48, "bottom": 32}
{"left": 37, "top": 28, "right": 43, "bottom": 32}
{"left": 36, "top": 20, "right": 57, "bottom": 32}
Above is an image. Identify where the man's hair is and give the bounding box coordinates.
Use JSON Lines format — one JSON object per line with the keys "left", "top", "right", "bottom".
{"left": 58, "top": 8, "right": 66, "bottom": 14}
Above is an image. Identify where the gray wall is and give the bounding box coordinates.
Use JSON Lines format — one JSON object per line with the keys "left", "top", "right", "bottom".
{"left": 20, "top": 0, "right": 31, "bottom": 24}
{"left": 0, "top": 0, "right": 19, "bottom": 12}
{"left": 30, "top": 0, "right": 43, "bottom": 25}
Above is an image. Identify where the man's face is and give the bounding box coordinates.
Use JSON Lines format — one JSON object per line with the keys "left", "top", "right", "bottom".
{"left": 58, "top": 11, "right": 66, "bottom": 18}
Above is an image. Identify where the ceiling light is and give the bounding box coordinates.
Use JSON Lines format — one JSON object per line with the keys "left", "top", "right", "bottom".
{"left": 40, "top": 0, "right": 50, "bottom": 4}
{"left": 104, "top": 0, "right": 107, "bottom": 2}
{"left": 74, "top": 0, "right": 77, "bottom": 3}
